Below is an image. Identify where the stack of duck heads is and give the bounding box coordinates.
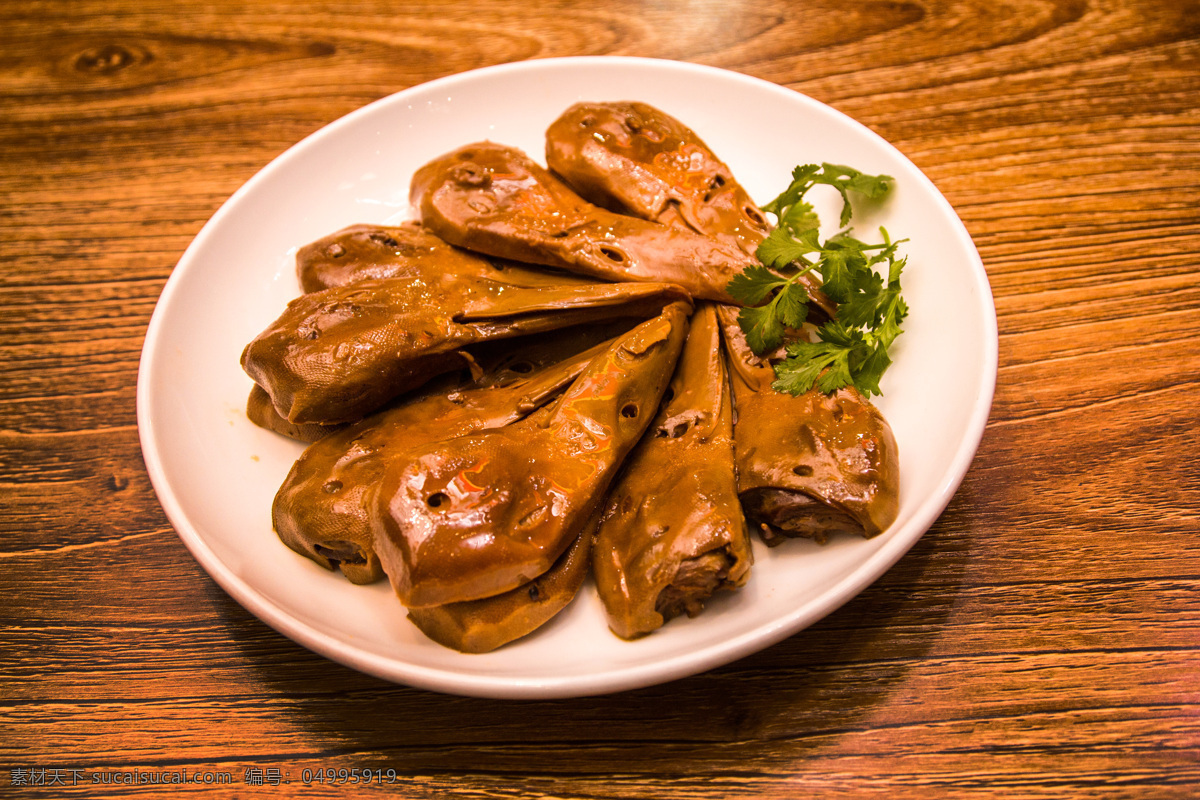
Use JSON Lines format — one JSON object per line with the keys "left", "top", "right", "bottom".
{"left": 241, "top": 101, "right": 899, "bottom": 653}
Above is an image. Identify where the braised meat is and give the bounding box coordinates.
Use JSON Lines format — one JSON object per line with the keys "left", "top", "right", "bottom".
{"left": 545, "top": 101, "right": 833, "bottom": 318}
{"left": 246, "top": 384, "right": 345, "bottom": 443}
{"left": 240, "top": 100, "right": 910, "bottom": 655}
{"left": 546, "top": 101, "right": 768, "bottom": 255}
{"left": 297, "top": 221, "right": 591, "bottom": 293}
{"left": 241, "top": 267, "right": 689, "bottom": 425}
{"left": 272, "top": 326, "right": 627, "bottom": 584}
{"left": 544, "top": 101, "right": 898, "bottom": 542}
{"left": 653, "top": 550, "right": 735, "bottom": 621}
{"left": 410, "top": 142, "right": 758, "bottom": 303}
{"left": 592, "top": 303, "right": 753, "bottom": 639}
{"left": 717, "top": 305, "right": 899, "bottom": 542}
{"left": 371, "top": 301, "right": 691, "bottom": 608}
{"left": 296, "top": 221, "right": 493, "bottom": 293}
{"left": 405, "top": 510, "right": 597, "bottom": 653}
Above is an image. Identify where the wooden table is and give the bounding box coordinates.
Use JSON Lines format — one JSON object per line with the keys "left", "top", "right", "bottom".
{"left": 4, "top": 0, "right": 1198, "bottom": 796}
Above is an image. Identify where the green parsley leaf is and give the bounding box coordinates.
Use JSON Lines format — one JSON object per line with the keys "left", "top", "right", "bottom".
{"left": 734, "top": 276, "right": 811, "bottom": 354}
{"left": 776, "top": 200, "right": 820, "bottom": 238}
{"left": 761, "top": 164, "right": 822, "bottom": 217}
{"left": 855, "top": 341, "right": 891, "bottom": 397}
{"left": 774, "top": 282, "right": 810, "bottom": 330}
{"left": 770, "top": 346, "right": 829, "bottom": 395}
{"left": 755, "top": 227, "right": 813, "bottom": 272}
{"left": 822, "top": 163, "right": 894, "bottom": 221}
{"left": 737, "top": 303, "right": 786, "bottom": 354}
{"left": 762, "top": 163, "right": 893, "bottom": 229}
{"left": 774, "top": 337, "right": 858, "bottom": 395}
{"left": 837, "top": 268, "right": 887, "bottom": 328}
{"left": 727, "top": 264, "right": 789, "bottom": 305}
{"left": 816, "top": 242, "right": 864, "bottom": 303}
{"left": 875, "top": 290, "right": 908, "bottom": 349}
{"left": 817, "top": 164, "right": 892, "bottom": 226}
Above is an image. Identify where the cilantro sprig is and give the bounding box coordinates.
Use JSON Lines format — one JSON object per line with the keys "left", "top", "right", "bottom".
{"left": 726, "top": 163, "right": 908, "bottom": 399}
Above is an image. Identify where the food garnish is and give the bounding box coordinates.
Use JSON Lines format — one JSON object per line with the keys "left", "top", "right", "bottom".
{"left": 727, "top": 163, "right": 909, "bottom": 399}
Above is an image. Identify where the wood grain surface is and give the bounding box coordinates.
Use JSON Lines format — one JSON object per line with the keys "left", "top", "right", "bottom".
{"left": 2, "top": 0, "right": 1198, "bottom": 797}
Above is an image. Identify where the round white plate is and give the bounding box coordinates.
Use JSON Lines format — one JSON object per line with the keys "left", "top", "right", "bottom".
{"left": 137, "top": 56, "right": 997, "bottom": 699}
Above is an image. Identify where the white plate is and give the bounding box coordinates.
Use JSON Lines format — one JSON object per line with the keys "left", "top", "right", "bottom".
{"left": 137, "top": 56, "right": 997, "bottom": 699}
